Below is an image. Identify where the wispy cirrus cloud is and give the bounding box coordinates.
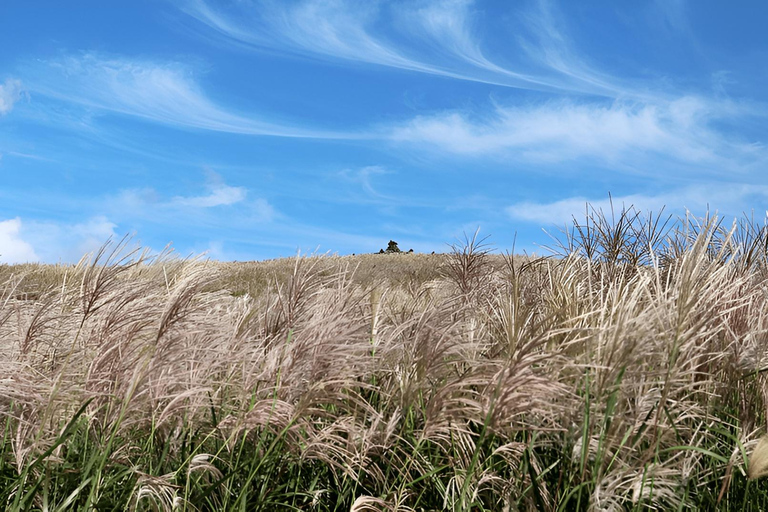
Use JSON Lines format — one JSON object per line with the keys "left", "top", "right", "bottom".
{"left": 516, "top": 0, "right": 624, "bottom": 97}
{"left": 24, "top": 53, "right": 350, "bottom": 138}
{"left": 336, "top": 165, "right": 394, "bottom": 202}
{"left": 179, "top": 0, "right": 766, "bottom": 173}
{"left": 182, "top": 0, "right": 458, "bottom": 74}
{"left": 506, "top": 183, "right": 768, "bottom": 226}
{"left": 180, "top": 0, "right": 612, "bottom": 95}
{"left": 0, "top": 78, "right": 25, "bottom": 115}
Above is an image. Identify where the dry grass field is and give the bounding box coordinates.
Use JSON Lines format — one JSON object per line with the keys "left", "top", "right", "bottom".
{"left": 3, "top": 208, "right": 768, "bottom": 510}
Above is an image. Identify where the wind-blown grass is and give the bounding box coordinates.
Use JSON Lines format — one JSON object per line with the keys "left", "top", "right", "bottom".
{"left": 3, "top": 206, "right": 768, "bottom": 510}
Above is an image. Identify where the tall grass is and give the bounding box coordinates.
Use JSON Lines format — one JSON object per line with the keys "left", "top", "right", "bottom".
{"left": 3, "top": 206, "right": 768, "bottom": 510}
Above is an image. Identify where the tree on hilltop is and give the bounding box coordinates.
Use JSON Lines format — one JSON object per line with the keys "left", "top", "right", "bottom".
{"left": 376, "top": 240, "right": 402, "bottom": 254}
{"left": 385, "top": 240, "right": 401, "bottom": 253}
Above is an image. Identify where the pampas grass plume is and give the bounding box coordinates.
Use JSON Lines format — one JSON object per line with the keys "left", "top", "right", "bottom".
{"left": 748, "top": 435, "right": 768, "bottom": 479}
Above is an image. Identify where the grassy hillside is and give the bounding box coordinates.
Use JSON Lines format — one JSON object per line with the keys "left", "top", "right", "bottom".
{"left": 3, "top": 213, "right": 768, "bottom": 510}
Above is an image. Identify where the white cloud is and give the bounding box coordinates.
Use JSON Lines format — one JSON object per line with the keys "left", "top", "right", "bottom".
{"left": 69, "top": 216, "right": 120, "bottom": 258}
{"left": 172, "top": 183, "right": 247, "bottom": 208}
{"left": 506, "top": 184, "right": 768, "bottom": 226}
{"left": 118, "top": 172, "right": 249, "bottom": 210}
{"left": 0, "top": 78, "right": 25, "bottom": 116}
{"left": 0, "top": 218, "right": 39, "bottom": 263}
{"left": 249, "top": 198, "right": 276, "bottom": 223}
{"left": 109, "top": 173, "right": 273, "bottom": 224}
{"left": 21, "top": 216, "right": 119, "bottom": 263}
{"left": 0, "top": 216, "right": 119, "bottom": 264}
{"left": 28, "top": 54, "right": 345, "bottom": 138}
{"left": 390, "top": 97, "right": 760, "bottom": 168}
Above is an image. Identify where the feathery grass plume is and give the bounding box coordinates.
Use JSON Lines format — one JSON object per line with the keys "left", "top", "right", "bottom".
{"left": 441, "top": 228, "right": 492, "bottom": 300}
{"left": 129, "top": 471, "right": 180, "bottom": 512}
{"left": 350, "top": 495, "right": 410, "bottom": 512}
{"left": 748, "top": 435, "right": 768, "bottom": 479}
{"left": 186, "top": 453, "right": 224, "bottom": 482}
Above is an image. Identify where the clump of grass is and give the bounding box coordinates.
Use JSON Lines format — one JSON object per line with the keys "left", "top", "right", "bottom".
{"left": 3, "top": 206, "right": 768, "bottom": 510}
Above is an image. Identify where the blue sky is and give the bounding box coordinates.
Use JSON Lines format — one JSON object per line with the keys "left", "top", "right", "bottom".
{"left": 1, "top": 1, "right": 767, "bottom": 263}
